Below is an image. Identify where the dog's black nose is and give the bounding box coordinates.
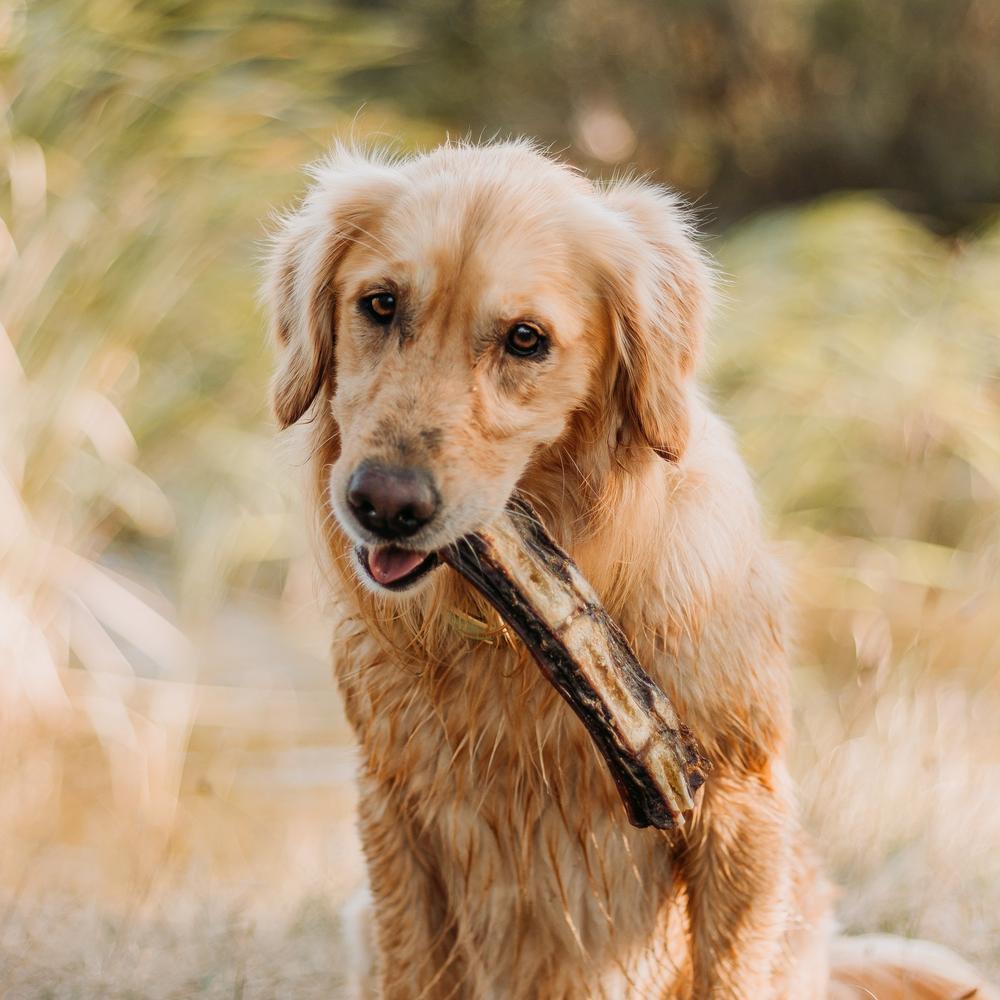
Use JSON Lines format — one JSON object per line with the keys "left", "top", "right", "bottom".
{"left": 346, "top": 463, "right": 439, "bottom": 540}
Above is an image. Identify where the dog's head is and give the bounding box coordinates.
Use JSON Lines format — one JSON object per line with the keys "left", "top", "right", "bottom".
{"left": 264, "top": 141, "right": 711, "bottom": 596}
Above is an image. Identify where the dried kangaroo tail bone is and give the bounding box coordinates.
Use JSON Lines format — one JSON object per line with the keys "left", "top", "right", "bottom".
{"left": 441, "top": 495, "right": 711, "bottom": 830}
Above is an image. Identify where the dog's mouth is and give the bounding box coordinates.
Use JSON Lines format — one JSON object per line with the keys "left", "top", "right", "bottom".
{"left": 357, "top": 544, "right": 440, "bottom": 591}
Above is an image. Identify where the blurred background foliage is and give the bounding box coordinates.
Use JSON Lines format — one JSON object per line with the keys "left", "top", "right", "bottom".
{"left": 1, "top": 0, "right": 999, "bottom": 995}
{"left": 350, "top": 0, "right": 1000, "bottom": 231}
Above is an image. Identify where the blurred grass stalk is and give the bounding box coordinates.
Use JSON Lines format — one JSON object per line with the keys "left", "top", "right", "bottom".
{"left": 0, "top": 127, "right": 195, "bottom": 877}
{"left": 0, "top": 0, "right": 355, "bottom": 897}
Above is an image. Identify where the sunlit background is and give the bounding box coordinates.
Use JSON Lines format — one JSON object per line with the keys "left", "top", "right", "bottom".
{"left": 2, "top": 0, "right": 999, "bottom": 995}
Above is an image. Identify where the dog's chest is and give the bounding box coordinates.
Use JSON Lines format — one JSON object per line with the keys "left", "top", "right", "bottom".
{"left": 335, "top": 613, "right": 688, "bottom": 989}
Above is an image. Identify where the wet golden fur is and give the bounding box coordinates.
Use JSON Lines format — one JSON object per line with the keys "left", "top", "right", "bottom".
{"left": 265, "top": 141, "right": 999, "bottom": 999}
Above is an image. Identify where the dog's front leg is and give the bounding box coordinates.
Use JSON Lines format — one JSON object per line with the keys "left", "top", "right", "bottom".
{"left": 679, "top": 766, "right": 802, "bottom": 1000}
{"left": 356, "top": 779, "right": 464, "bottom": 1000}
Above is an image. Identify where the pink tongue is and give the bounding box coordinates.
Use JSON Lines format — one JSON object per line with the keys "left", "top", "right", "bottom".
{"left": 367, "top": 546, "right": 427, "bottom": 585}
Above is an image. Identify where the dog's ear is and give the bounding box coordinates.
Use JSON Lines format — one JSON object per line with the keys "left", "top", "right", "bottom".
{"left": 263, "top": 147, "right": 401, "bottom": 428}
{"left": 598, "top": 181, "right": 713, "bottom": 462}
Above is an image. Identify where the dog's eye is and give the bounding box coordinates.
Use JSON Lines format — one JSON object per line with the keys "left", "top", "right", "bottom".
{"left": 361, "top": 293, "right": 396, "bottom": 325}
{"left": 505, "top": 323, "right": 546, "bottom": 358}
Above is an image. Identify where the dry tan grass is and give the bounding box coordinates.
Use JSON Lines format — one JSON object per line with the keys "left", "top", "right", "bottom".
{"left": 2, "top": 582, "right": 998, "bottom": 996}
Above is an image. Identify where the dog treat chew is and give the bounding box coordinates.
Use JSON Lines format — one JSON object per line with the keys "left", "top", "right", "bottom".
{"left": 441, "top": 496, "right": 710, "bottom": 830}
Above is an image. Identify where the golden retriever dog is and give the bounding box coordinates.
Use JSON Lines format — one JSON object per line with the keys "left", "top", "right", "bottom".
{"left": 264, "top": 140, "right": 998, "bottom": 999}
